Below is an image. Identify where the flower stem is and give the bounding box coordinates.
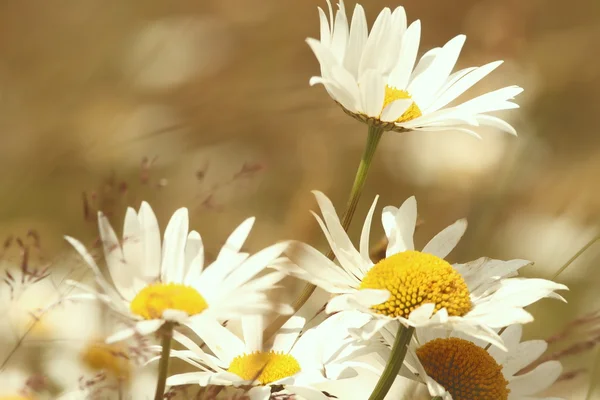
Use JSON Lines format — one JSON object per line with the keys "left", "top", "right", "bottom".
{"left": 368, "top": 325, "right": 415, "bottom": 400}
{"left": 552, "top": 234, "right": 600, "bottom": 280}
{"left": 154, "top": 322, "right": 174, "bottom": 400}
{"left": 263, "top": 124, "right": 385, "bottom": 341}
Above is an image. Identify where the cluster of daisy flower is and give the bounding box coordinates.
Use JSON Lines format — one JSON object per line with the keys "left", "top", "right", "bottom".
{"left": 1, "top": 1, "right": 575, "bottom": 399}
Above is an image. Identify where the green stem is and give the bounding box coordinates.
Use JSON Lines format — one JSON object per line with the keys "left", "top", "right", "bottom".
{"left": 340, "top": 124, "right": 385, "bottom": 230}
{"left": 154, "top": 322, "right": 174, "bottom": 400}
{"left": 552, "top": 234, "right": 600, "bottom": 280}
{"left": 368, "top": 325, "right": 415, "bottom": 400}
{"left": 263, "top": 125, "right": 385, "bottom": 341}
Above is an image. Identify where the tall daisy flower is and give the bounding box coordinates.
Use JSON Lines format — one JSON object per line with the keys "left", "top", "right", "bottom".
{"left": 382, "top": 322, "right": 564, "bottom": 400}
{"left": 63, "top": 202, "right": 291, "bottom": 343}
{"left": 307, "top": 0, "right": 522, "bottom": 137}
{"left": 282, "top": 191, "right": 567, "bottom": 348}
{"left": 165, "top": 311, "right": 380, "bottom": 400}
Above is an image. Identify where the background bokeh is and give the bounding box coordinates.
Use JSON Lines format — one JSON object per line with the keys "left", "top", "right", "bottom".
{"left": 1, "top": 0, "right": 599, "bottom": 398}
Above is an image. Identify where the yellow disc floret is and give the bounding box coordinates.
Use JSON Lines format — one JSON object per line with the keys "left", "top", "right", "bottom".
{"left": 227, "top": 351, "right": 301, "bottom": 385}
{"left": 129, "top": 283, "right": 208, "bottom": 320}
{"left": 383, "top": 86, "right": 422, "bottom": 122}
{"left": 359, "top": 250, "right": 471, "bottom": 318}
{"left": 416, "top": 338, "right": 510, "bottom": 400}
{"left": 80, "top": 341, "right": 131, "bottom": 380}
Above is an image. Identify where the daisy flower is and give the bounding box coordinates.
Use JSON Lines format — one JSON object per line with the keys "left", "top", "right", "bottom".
{"left": 382, "top": 322, "right": 563, "bottom": 400}
{"left": 283, "top": 191, "right": 567, "bottom": 348}
{"left": 63, "top": 201, "right": 291, "bottom": 343}
{"left": 307, "top": 0, "right": 522, "bottom": 137}
{"left": 165, "top": 311, "right": 379, "bottom": 400}
{"left": 44, "top": 300, "right": 157, "bottom": 400}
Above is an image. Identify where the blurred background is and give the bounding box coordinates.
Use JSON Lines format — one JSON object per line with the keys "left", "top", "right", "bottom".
{"left": 1, "top": 0, "right": 600, "bottom": 398}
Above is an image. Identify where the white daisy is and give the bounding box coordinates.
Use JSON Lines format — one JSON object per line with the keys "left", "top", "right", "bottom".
{"left": 44, "top": 300, "right": 156, "bottom": 400}
{"left": 63, "top": 201, "right": 291, "bottom": 343}
{"left": 165, "top": 311, "right": 380, "bottom": 400}
{"left": 283, "top": 191, "right": 568, "bottom": 348}
{"left": 307, "top": 0, "right": 522, "bottom": 137}
{"left": 384, "top": 322, "right": 564, "bottom": 400}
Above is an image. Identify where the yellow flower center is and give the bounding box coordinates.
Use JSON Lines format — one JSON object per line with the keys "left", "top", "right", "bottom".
{"left": 416, "top": 338, "right": 510, "bottom": 400}
{"left": 80, "top": 341, "right": 131, "bottom": 380}
{"left": 359, "top": 251, "right": 472, "bottom": 318}
{"left": 382, "top": 86, "right": 422, "bottom": 122}
{"left": 227, "top": 351, "right": 301, "bottom": 385}
{"left": 129, "top": 283, "right": 208, "bottom": 320}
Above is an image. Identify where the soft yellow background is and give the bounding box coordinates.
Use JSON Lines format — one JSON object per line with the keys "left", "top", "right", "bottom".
{"left": 0, "top": 0, "right": 599, "bottom": 398}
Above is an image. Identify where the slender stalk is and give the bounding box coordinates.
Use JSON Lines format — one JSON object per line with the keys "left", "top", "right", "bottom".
{"left": 369, "top": 325, "right": 415, "bottom": 400}
{"left": 263, "top": 125, "right": 385, "bottom": 341}
{"left": 154, "top": 322, "right": 175, "bottom": 400}
{"left": 552, "top": 234, "right": 600, "bottom": 280}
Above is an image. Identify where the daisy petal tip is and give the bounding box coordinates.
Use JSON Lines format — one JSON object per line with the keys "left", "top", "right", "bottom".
{"left": 309, "top": 76, "right": 323, "bottom": 86}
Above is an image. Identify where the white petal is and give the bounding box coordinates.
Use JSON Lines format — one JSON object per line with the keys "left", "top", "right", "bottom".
{"left": 161, "top": 208, "right": 189, "bottom": 283}
{"left": 137, "top": 201, "right": 161, "bottom": 280}
{"left": 329, "top": 0, "right": 349, "bottom": 62}
{"left": 64, "top": 236, "right": 121, "bottom": 299}
{"left": 489, "top": 278, "right": 568, "bottom": 308}
{"left": 508, "top": 361, "right": 562, "bottom": 395}
{"left": 326, "top": 289, "right": 390, "bottom": 314}
{"left": 242, "top": 315, "right": 264, "bottom": 353}
{"left": 184, "top": 232, "right": 205, "bottom": 285}
{"left": 359, "top": 195, "right": 378, "bottom": 267}
{"left": 343, "top": 4, "right": 367, "bottom": 78}
{"left": 216, "top": 217, "right": 254, "bottom": 263}
{"left": 318, "top": 7, "right": 331, "bottom": 47}
{"left": 386, "top": 196, "right": 417, "bottom": 255}
{"left": 380, "top": 99, "right": 412, "bottom": 122}
{"left": 272, "top": 315, "right": 306, "bottom": 354}
{"left": 284, "top": 242, "right": 359, "bottom": 292}
{"left": 426, "top": 60, "right": 503, "bottom": 113}
{"left": 331, "top": 65, "right": 361, "bottom": 108}
{"left": 312, "top": 191, "right": 365, "bottom": 278}
{"left": 409, "top": 35, "right": 466, "bottom": 108}
{"left": 408, "top": 303, "right": 436, "bottom": 324}
{"left": 167, "top": 372, "right": 209, "bottom": 387}
{"left": 162, "top": 309, "right": 190, "bottom": 323}
{"left": 358, "top": 7, "right": 391, "bottom": 76}
{"left": 422, "top": 219, "right": 467, "bottom": 259}
{"left": 476, "top": 114, "right": 518, "bottom": 135}
{"left": 408, "top": 47, "right": 440, "bottom": 83}
{"left": 388, "top": 20, "right": 421, "bottom": 90}
{"left": 106, "top": 319, "right": 163, "bottom": 343}
{"left": 219, "top": 242, "right": 287, "bottom": 292}
{"left": 502, "top": 339, "right": 548, "bottom": 377}
{"left": 187, "top": 316, "right": 245, "bottom": 365}
{"left": 309, "top": 75, "right": 360, "bottom": 112}
{"left": 456, "top": 85, "right": 523, "bottom": 114}
{"left": 359, "top": 69, "right": 385, "bottom": 118}
{"left": 122, "top": 207, "right": 143, "bottom": 283}
{"left": 97, "top": 212, "right": 133, "bottom": 300}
